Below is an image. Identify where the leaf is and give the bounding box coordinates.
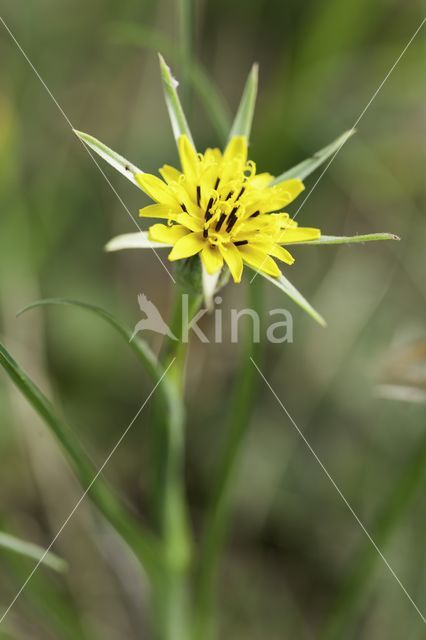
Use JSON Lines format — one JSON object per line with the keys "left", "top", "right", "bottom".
{"left": 73, "top": 130, "right": 144, "bottom": 187}
{"left": 228, "top": 64, "right": 258, "bottom": 142}
{"left": 271, "top": 129, "right": 355, "bottom": 185}
{"left": 158, "top": 54, "right": 195, "bottom": 147}
{"left": 257, "top": 271, "right": 326, "bottom": 327}
{"left": 17, "top": 298, "right": 162, "bottom": 385}
{"left": 106, "top": 231, "right": 172, "bottom": 252}
{"left": 293, "top": 232, "right": 400, "bottom": 245}
{"left": 0, "top": 341, "right": 162, "bottom": 578}
{"left": 0, "top": 531, "right": 67, "bottom": 573}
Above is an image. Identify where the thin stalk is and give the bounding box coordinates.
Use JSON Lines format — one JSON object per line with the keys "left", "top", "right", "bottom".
{"left": 192, "top": 278, "right": 263, "bottom": 640}
{"left": 321, "top": 424, "right": 426, "bottom": 640}
{"left": 156, "top": 288, "right": 203, "bottom": 640}
{"left": 178, "top": 0, "right": 193, "bottom": 111}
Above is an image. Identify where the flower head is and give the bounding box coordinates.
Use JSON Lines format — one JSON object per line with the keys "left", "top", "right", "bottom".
{"left": 137, "top": 135, "right": 320, "bottom": 283}
{"left": 74, "top": 56, "right": 398, "bottom": 324}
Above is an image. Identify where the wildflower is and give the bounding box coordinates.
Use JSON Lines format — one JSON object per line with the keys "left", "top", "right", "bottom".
{"left": 74, "top": 56, "right": 397, "bottom": 324}
{"left": 136, "top": 134, "right": 319, "bottom": 283}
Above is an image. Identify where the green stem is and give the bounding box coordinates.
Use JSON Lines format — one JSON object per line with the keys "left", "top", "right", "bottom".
{"left": 321, "top": 424, "right": 426, "bottom": 640}
{"left": 178, "top": 0, "right": 193, "bottom": 112}
{"left": 156, "top": 287, "right": 203, "bottom": 640}
{"left": 192, "top": 279, "right": 263, "bottom": 640}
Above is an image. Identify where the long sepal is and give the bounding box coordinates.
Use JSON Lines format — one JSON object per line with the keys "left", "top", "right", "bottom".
{"left": 202, "top": 265, "right": 221, "bottom": 311}
{"left": 293, "top": 232, "right": 400, "bottom": 246}
{"left": 0, "top": 531, "right": 67, "bottom": 573}
{"left": 158, "top": 54, "right": 195, "bottom": 147}
{"left": 106, "top": 231, "right": 172, "bottom": 252}
{"left": 228, "top": 63, "right": 258, "bottom": 142}
{"left": 74, "top": 130, "right": 144, "bottom": 187}
{"left": 257, "top": 271, "right": 326, "bottom": 327}
{"left": 272, "top": 129, "right": 355, "bottom": 185}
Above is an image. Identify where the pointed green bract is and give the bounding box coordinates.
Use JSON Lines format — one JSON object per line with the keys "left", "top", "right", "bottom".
{"left": 0, "top": 531, "right": 67, "bottom": 573}
{"left": 73, "top": 130, "right": 143, "bottom": 187}
{"left": 293, "top": 232, "right": 400, "bottom": 245}
{"left": 257, "top": 271, "right": 326, "bottom": 327}
{"left": 202, "top": 265, "right": 221, "bottom": 311}
{"left": 158, "top": 54, "right": 195, "bottom": 147}
{"left": 106, "top": 231, "right": 172, "bottom": 252}
{"left": 272, "top": 129, "right": 355, "bottom": 185}
{"left": 228, "top": 63, "right": 258, "bottom": 142}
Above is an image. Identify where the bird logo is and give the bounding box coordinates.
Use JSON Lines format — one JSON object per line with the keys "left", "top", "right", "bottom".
{"left": 130, "top": 294, "right": 177, "bottom": 342}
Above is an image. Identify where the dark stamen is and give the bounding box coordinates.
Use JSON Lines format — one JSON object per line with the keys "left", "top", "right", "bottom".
{"left": 196, "top": 186, "right": 201, "bottom": 207}
{"left": 214, "top": 177, "right": 220, "bottom": 189}
{"left": 226, "top": 206, "right": 239, "bottom": 232}
{"left": 234, "top": 240, "right": 248, "bottom": 246}
{"left": 203, "top": 229, "right": 208, "bottom": 238}
{"left": 236, "top": 186, "right": 245, "bottom": 200}
{"left": 225, "top": 191, "right": 233, "bottom": 200}
{"left": 181, "top": 203, "right": 188, "bottom": 212}
{"left": 250, "top": 210, "right": 260, "bottom": 218}
{"left": 215, "top": 213, "right": 226, "bottom": 231}
{"left": 205, "top": 197, "right": 214, "bottom": 221}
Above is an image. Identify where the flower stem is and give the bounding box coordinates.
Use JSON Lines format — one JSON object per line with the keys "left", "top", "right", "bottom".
{"left": 192, "top": 278, "right": 263, "bottom": 640}
{"left": 156, "top": 287, "right": 202, "bottom": 640}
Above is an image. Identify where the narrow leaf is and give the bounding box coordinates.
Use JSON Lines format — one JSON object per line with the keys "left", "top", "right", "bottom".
{"left": 73, "top": 130, "right": 144, "bottom": 187}
{"left": 228, "top": 64, "right": 258, "bottom": 142}
{"left": 293, "top": 232, "right": 400, "bottom": 245}
{"left": 257, "top": 271, "right": 326, "bottom": 327}
{"left": 106, "top": 231, "right": 172, "bottom": 252}
{"left": 158, "top": 54, "right": 195, "bottom": 147}
{"left": 0, "top": 341, "right": 162, "bottom": 578}
{"left": 17, "top": 299, "right": 162, "bottom": 384}
{"left": 0, "top": 531, "right": 67, "bottom": 573}
{"left": 272, "top": 129, "right": 355, "bottom": 185}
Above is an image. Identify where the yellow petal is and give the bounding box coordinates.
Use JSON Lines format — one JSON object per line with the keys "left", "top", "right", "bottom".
{"left": 168, "top": 232, "right": 205, "bottom": 261}
{"left": 175, "top": 212, "right": 203, "bottom": 232}
{"left": 278, "top": 227, "right": 321, "bottom": 244}
{"left": 262, "top": 179, "right": 305, "bottom": 212}
{"left": 159, "top": 164, "right": 182, "bottom": 184}
{"left": 223, "top": 136, "right": 248, "bottom": 165}
{"left": 219, "top": 243, "right": 244, "bottom": 283}
{"left": 139, "top": 203, "right": 177, "bottom": 219}
{"left": 201, "top": 244, "right": 224, "bottom": 275}
{"left": 266, "top": 243, "right": 295, "bottom": 265}
{"left": 238, "top": 245, "right": 281, "bottom": 278}
{"left": 148, "top": 224, "right": 189, "bottom": 244}
{"left": 248, "top": 172, "right": 274, "bottom": 188}
{"left": 178, "top": 134, "right": 199, "bottom": 184}
{"left": 135, "top": 173, "right": 178, "bottom": 206}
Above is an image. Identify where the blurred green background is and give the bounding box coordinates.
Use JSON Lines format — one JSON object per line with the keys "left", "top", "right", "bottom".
{"left": 0, "top": 0, "right": 425, "bottom": 638}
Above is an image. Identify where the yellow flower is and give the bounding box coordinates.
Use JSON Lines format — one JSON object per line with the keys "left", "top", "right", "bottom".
{"left": 75, "top": 56, "right": 397, "bottom": 324}
{"left": 137, "top": 135, "right": 320, "bottom": 283}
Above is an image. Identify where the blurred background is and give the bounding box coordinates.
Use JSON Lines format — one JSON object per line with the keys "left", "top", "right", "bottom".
{"left": 0, "top": 0, "right": 425, "bottom": 638}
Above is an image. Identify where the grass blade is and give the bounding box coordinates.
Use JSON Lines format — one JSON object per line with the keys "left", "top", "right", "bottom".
{"left": 0, "top": 531, "right": 67, "bottom": 573}
{"left": 258, "top": 271, "right": 326, "bottom": 327}
{"left": 73, "top": 130, "right": 144, "bottom": 187}
{"left": 228, "top": 64, "right": 258, "bottom": 142}
{"left": 0, "top": 341, "right": 162, "bottom": 578}
{"left": 272, "top": 129, "right": 355, "bottom": 185}
{"left": 158, "top": 54, "right": 195, "bottom": 147}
